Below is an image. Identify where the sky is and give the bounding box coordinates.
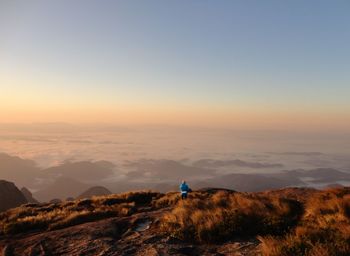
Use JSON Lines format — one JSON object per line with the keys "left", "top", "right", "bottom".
{"left": 1, "top": 0, "right": 350, "bottom": 131}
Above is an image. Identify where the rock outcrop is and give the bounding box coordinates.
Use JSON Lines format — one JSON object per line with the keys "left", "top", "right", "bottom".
{"left": 0, "top": 180, "right": 27, "bottom": 212}
{"left": 21, "top": 187, "right": 39, "bottom": 204}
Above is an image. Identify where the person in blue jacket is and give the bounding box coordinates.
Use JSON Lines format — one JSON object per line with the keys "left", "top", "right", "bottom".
{"left": 180, "top": 180, "right": 190, "bottom": 199}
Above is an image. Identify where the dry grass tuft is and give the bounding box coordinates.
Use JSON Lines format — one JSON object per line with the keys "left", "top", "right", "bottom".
{"left": 259, "top": 188, "right": 350, "bottom": 256}
{"left": 160, "top": 191, "right": 303, "bottom": 243}
{"left": 0, "top": 191, "right": 160, "bottom": 235}
{"left": 160, "top": 187, "right": 350, "bottom": 255}
{"left": 2, "top": 186, "right": 350, "bottom": 256}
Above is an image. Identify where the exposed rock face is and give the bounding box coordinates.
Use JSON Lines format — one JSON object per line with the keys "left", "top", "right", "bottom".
{"left": 0, "top": 180, "right": 27, "bottom": 212}
{"left": 0, "top": 203, "right": 260, "bottom": 256}
{"left": 77, "top": 186, "right": 112, "bottom": 199}
{"left": 21, "top": 187, "right": 39, "bottom": 204}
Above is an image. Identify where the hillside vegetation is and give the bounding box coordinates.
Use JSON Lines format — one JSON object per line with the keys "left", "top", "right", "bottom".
{"left": 0, "top": 187, "right": 349, "bottom": 255}
{"left": 0, "top": 191, "right": 160, "bottom": 235}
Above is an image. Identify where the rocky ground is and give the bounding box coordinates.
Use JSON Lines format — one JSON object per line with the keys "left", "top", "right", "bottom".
{"left": 0, "top": 206, "right": 261, "bottom": 256}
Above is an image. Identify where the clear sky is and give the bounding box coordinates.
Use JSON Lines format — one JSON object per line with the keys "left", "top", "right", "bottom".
{"left": 1, "top": 0, "right": 349, "bottom": 131}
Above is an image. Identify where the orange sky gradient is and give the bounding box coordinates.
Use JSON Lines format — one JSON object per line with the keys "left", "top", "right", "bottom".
{"left": 1, "top": 102, "right": 349, "bottom": 132}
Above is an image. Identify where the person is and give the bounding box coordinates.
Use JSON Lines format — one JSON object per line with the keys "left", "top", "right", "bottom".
{"left": 180, "top": 180, "right": 190, "bottom": 199}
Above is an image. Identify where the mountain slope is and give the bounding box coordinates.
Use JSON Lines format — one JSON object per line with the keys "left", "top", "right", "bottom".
{"left": 0, "top": 180, "right": 27, "bottom": 212}
{"left": 0, "top": 187, "right": 349, "bottom": 256}
{"left": 20, "top": 187, "right": 39, "bottom": 204}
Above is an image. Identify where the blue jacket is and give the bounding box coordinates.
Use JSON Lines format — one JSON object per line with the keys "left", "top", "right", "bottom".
{"left": 180, "top": 183, "right": 189, "bottom": 193}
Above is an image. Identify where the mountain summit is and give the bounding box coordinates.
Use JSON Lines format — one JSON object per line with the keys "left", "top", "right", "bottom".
{"left": 0, "top": 187, "right": 349, "bottom": 255}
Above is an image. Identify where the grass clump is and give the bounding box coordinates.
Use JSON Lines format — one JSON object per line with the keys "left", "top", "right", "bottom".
{"left": 259, "top": 188, "right": 350, "bottom": 256}
{"left": 161, "top": 190, "right": 303, "bottom": 243}
{"left": 0, "top": 191, "right": 160, "bottom": 235}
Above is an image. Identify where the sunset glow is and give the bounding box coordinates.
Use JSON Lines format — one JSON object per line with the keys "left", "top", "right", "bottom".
{"left": 1, "top": 1, "right": 349, "bottom": 131}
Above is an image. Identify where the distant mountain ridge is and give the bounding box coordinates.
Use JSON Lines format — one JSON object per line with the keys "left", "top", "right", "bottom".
{"left": 0, "top": 153, "right": 40, "bottom": 188}
{"left": 33, "top": 177, "right": 91, "bottom": 202}
{"left": 77, "top": 186, "right": 112, "bottom": 199}
{"left": 2, "top": 152, "right": 350, "bottom": 202}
